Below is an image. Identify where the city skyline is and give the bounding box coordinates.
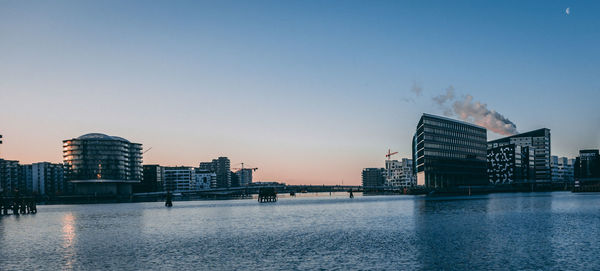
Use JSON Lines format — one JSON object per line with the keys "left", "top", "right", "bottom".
{"left": 1, "top": 1, "right": 599, "bottom": 185}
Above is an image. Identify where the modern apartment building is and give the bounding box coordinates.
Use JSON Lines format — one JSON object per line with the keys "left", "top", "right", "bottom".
{"left": 20, "top": 162, "right": 67, "bottom": 195}
{"left": 63, "top": 133, "right": 143, "bottom": 195}
{"left": 488, "top": 129, "right": 551, "bottom": 182}
{"left": 413, "top": 113, "right": 488, "bottom": 189}
{"left": 487, "top": 144, "right": 534, "bottom": 184}
{"left": 198, "top": 157, "right": 231, "bottom": 188}
{"left": 551, "top": 156, "right": 575, "bottom": 184}
{"left": 135, "top": 165, "right": 163, "bottom": 193}
{"left": 362, "top": 168, "right": 385, "bottom": 188}
{"left": 0, "top": 159, "right": 20, "bottom": 195}
{"left": 384, "top": 158, "right": 415, "bottom": 188}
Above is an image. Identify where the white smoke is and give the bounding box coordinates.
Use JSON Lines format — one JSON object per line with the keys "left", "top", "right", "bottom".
{"left": 433, "top": 87, "right": 518, "bottom": 136}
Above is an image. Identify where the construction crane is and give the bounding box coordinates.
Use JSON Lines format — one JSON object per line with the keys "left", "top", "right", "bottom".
{"left": 232, "top": 162, "right": 258, "bottom": 172}
{"left": 385, "top": 149, "right": 398, "bottom": 161}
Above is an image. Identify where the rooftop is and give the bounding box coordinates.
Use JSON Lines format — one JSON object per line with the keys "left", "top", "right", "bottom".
{"left": 422, "top": 113, "right": 486, "bottom": 130}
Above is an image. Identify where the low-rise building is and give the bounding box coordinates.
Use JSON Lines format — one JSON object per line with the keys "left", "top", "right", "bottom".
{"left": 574, "top": 149, "right": 600, "bottom": 184}
{"left": 551, "top": 156, "right": 575, "bottom": 184}
{"left": 362, "top": 168, "right": 385, "bottom": 188}
{"left": 193, "top": 169, "right": 216, "bottom": 190}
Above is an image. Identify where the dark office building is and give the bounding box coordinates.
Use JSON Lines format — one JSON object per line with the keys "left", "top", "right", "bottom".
{"left": 413, "top": 113, "right": 488, "bottom": 189}
{"left": 487, "top": 144, "right": 534, "bottom": 185}
{"left": 488, "top": 129, "right": 551, "bottom": 182}
{"left": 134, "top": 165, "right": 163, "bottom": 193}
{"left": 362, "top": 168, "right": 385, "bottom": 188}
{"left": 198, "top": 157, "right": 231, "bottom": 188}
{"left": 63, "top": 133, "right": 143, "bottom": 195}
{"left": 574, "top": 149, "right": 600, "bottom": 183}
{"left": 0, "top": 159, "right": 20, "bottom": 195}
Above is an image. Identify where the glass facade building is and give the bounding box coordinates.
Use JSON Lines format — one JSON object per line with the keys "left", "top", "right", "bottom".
{"left": 413, "top": 114, "right": 488, "bottom": 189}
{"left": 63, "top": 133, "right": 142, "bottom": 195}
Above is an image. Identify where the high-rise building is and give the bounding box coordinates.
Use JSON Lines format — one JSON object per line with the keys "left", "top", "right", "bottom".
{"left": 20, "top": 162, "right": 67, "bottom": 196}
{"left": 384, "top": 158, "right": 415, "bottom": 188}
{"left": 574, "top": 149, "right": 600, "bottom": 183}
{"left": 235, "top": 168, "right": 254, "bottom": 187}
{"left": 0, "top": 159, "right": 20, "bottom": 195}
{"left": 488, "top": 129, "right": 551, "bottom": 182}
{"left": 413, "top": 113, "right": 488, "bottom": 189}
{"left": 199, "top": 157, "right": 231, "bottom": 188}
{"left": 63, "top": 133, "right": 143, "bottom": 195}
{"left": 135, "top": 165, "right": 163, "bottom": 193}
{"left": 551, "top": 156, "right": 575, "bottom": 184}
{"left": 362, "top": 168, "right": 385, "bottom": 188}
{"left": 487, "top": 145, "right": 534, "bottom": 185}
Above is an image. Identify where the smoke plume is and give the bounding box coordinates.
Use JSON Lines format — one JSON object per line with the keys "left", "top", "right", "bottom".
{"left": 411, "top": 81, "right": 423, "bottom": 97}
{"left": 432, "top": 87, "right": 518, "bottom": 136}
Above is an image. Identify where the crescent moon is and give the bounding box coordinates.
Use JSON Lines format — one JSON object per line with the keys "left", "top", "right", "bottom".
{"left": 566, "top": 7, "right": 570, "bottom": 15}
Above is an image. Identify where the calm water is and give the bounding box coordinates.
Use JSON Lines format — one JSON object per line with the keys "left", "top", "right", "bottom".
{"left": 1, "top": 192, "right": 600, "bottom": 270}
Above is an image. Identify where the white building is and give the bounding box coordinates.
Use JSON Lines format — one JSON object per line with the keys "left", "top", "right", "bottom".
{"left": 163, "top": 167, "right": 217, "bottom": 191}
{"left": 384, "top": 158, "right": 415, "bottom": 188}
{"left": 163, "top": 167, "right": 193, "bottom": 192}
{"left": 193, "top": 169, "right": 216, "bottom": 190}
{"left": 551, "top": 156, "right": 575, "bottom": 183}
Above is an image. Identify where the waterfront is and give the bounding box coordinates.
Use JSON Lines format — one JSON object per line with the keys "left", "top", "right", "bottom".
{"left": 1, "top": 192, "right": 599, "bottom": 270}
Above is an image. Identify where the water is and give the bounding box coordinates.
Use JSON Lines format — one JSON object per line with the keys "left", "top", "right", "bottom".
{"left": 1, "top": 192, "right": 599, "bottom": 270}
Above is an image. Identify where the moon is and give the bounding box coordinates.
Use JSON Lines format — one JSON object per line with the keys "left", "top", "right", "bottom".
{"left": 566, "top": 7, "right": 570, "bottom": 15}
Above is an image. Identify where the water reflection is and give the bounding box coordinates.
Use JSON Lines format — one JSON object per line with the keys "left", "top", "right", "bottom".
{"left": 62, "top": 212, "right": 76, "bottom": 271}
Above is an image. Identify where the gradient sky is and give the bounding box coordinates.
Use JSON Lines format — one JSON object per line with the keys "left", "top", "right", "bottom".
{"left": 1, "top": 0, "right": 599, "bottom": 185}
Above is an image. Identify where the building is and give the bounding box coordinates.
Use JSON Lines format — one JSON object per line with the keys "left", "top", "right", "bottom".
{"left": 135, "top": 165, "right": 163, "bottom": 193}
{"left": 235, "top": 168, "right": 254, "bottom": 187}
{"left": 384, "top": 158, "right": 415, "bottom": 188}
{"left": 488, "top": 129, "right": 551, "bottom": 182}
{"left": 63, "top": 133, "right": 143, "bottom": 195}
{"left": 163, "top": 167, "right": 193, "bottom": 192}
{"left": 574, "top": 149, "right": 600, "bottom": 184}
{"left": 487, "top": 144, "right": 534, "bottom": 185}
{"left": 20, "top": 162, "right": 67, "bottom": 196}
{"left": 362, "top": 168, "right": 385, "bottom": 188}
{"left": 0, "top": 159, "right": 20, "bottom": 195}
{"left": 551, "top": 156, "right": 575, "bottom": 184}
{"left": 199, "top": 157, "right": 231, "bottom": 188}
{"left": 413, "top": 113, "right": 488, "bottom": 189}
{"left": 193, "top": 169, "right": 216, "bottom": 190}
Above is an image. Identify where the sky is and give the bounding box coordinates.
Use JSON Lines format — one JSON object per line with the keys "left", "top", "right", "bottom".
{"left": 1, "top": 0, "right": 599, "bottom": 185}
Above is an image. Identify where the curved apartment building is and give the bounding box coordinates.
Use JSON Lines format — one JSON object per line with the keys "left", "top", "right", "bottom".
{"left": 63, "top": 133, "right": 142, "bottom": 195}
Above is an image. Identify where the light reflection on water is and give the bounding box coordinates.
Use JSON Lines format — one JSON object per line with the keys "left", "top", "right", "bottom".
{"left": 1, "top": 192, "right": 599, "bottom": 270}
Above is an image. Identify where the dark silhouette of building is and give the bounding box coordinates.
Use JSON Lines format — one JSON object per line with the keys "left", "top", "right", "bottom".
{"left": 574, "top": 149, "right": 600, "bottom": 184}
{"left": 134, "top": 165, "right": 163, "bottom": 193}
{"left": 488, "top": 128, "right": 551, "bottom": 182}
{"left": 20, "top": 162, "right": 69, "bottom": 196}
{"left": 413, "top": 113, "right": 488, "bottom": 189}
{"left": 487, "top": 144, "right": 534, "bottom": 185}
{"left": 0, "top": 159, "right": 20, "bottom": 195}
{"left": 362, "top": 168, "right": 385, "bottom": 188}
{"left": 63, "top": 133, "right": 143, "bottom": 195}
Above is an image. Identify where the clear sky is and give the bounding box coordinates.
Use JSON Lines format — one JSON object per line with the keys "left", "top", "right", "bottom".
{"left": 1, "top": 0, "right": 599, "bottom": 185}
